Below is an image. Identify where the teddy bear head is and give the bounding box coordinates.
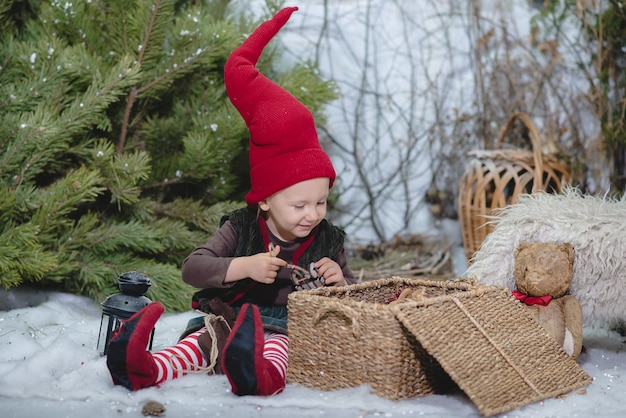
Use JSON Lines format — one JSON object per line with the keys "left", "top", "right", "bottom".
{"left": 513, "top": 242, "right": 575, "bottom": 298}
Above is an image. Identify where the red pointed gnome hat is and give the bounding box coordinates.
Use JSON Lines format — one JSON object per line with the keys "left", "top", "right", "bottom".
{"left": 224, "top": 7, "right": 336, "bottom": 205}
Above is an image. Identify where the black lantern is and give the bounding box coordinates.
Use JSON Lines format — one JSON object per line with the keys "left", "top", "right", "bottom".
{"left": 97, "top": 271, "right": 154, "bottom": 356}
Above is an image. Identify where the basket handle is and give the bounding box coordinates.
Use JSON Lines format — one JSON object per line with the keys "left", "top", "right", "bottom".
{"left": 313, "top": 304, "right": 361, "bottom": 339}
{"left": 497, "top": 112, "right": 544, "bottom": 192}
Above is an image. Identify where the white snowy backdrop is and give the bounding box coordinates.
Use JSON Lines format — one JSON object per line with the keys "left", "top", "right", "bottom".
{"left": 282, "top": 0, "right": 478, "bottom": 245}
{"left": 270, "top": 0, "right": 607, "bottom": 251}
{"left": 276, "top": 0, "right": 600, "bottom": 246}
{"left": 1, "top": 0, "right": 624, "bottom": 417}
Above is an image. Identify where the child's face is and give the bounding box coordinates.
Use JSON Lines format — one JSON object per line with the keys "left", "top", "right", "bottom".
{"left": 259, "top": 177, "right": 330, "bottom": 242}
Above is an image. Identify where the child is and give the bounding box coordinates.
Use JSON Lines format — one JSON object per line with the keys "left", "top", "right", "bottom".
{"left": 105, "top": 6, "right": 355, "bottom": 396}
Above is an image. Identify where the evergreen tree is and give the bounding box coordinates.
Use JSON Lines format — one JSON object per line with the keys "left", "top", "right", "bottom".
{"left": 0, "top": 0, "right": 338, "bottom": 310}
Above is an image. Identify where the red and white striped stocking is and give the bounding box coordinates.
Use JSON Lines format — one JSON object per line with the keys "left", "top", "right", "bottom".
{"left": 263, "top": 332, "right": 289, "bottom": 380}
{"left": 150, "top": 328, "right": 289, "bottom": 385}
{"left": 152, "top": 329, "right": 208, "bottom": 384}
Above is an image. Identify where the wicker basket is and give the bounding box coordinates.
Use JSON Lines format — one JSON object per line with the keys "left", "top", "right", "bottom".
{"left": 287, "top": 277, "right": 592, "bottom": 415}
{"left": 287, "top": 277, "right": 490, "bottom": 400}
{"left": 458, "top": 112, "right": 571, "bottom": 263}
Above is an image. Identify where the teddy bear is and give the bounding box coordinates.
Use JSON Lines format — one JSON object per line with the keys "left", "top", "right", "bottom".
{"left": 513, "top": 241, "right": 583, "bottom": 359}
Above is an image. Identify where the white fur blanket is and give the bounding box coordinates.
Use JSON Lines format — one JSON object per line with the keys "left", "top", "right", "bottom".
{"left": 462, "top": 187, "right": 626, "bottom": 326}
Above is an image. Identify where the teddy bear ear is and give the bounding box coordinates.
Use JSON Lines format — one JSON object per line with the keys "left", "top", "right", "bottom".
{"left": 559, "top": 242, "right": 575, "bottom": 262}
{"left": 515, "top": 241, "right": 530, "bottom": 256}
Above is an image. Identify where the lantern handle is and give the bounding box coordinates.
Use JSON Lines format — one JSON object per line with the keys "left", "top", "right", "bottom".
{"left": 497, "top": 112, "right": 544, "bottom": 193}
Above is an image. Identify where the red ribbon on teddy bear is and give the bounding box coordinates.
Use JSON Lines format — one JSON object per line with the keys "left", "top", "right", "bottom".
{"left": 512, "top": 290, "right": 552, "bottom": 306}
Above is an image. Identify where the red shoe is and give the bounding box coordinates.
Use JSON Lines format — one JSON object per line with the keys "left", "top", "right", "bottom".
{"left": 106, "top": 302, "right": 163, "bottom": 391}
{"left": 221, "top": 303, "right": 285, "bottom": 396}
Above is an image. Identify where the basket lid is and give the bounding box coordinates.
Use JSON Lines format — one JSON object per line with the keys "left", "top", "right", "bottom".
{"left": 390, "top": 288, "right": 592, "bottom": 416}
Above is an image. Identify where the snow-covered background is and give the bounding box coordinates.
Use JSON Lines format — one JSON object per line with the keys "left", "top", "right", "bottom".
{"left": 275, "top": 0, "right": 566, "bottom": 245}
{"left": 0, "top": 275, "right": 625, "bottom": 418}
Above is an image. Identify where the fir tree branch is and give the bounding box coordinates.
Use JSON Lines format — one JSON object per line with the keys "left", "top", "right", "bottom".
{"left": 8, "top": 63, "right": 139, "bottom": 189}
{"left": 117, "top": 86, "right": 138, "bottom": 155}
{"left": 117, "top": 0, "right": 163, "bottom": 155}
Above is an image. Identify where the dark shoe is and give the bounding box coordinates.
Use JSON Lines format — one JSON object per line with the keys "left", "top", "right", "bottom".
{"left": 197, "top": 311, "right": 233, "bottom": 375}
{"left": 106, "top": 302, "right": 164, "bottom": 391}
{"left": 178, "top": 297, "right": 236, "bottom": 375}
{"left": 221, "top": 303, "right": 285, "bottom": 396}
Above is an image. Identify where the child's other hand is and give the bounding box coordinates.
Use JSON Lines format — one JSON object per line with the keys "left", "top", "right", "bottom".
{"left": 247, "top": 244, "right": 287, "bottom": 284}
{"left": 314, "top": 257, "right": 346, "bottom": 286}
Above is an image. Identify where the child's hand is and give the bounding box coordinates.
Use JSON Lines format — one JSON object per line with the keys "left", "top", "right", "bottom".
{"left": 314, "top": 257, "right": 346, "bottom": 286}
{"left": 246, "top": 244, "right": 287, "bottom": 284}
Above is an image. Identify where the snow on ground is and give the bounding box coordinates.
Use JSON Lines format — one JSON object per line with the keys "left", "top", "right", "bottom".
{"left": 0, "top": 280, "right": 624, "bottom": 418}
